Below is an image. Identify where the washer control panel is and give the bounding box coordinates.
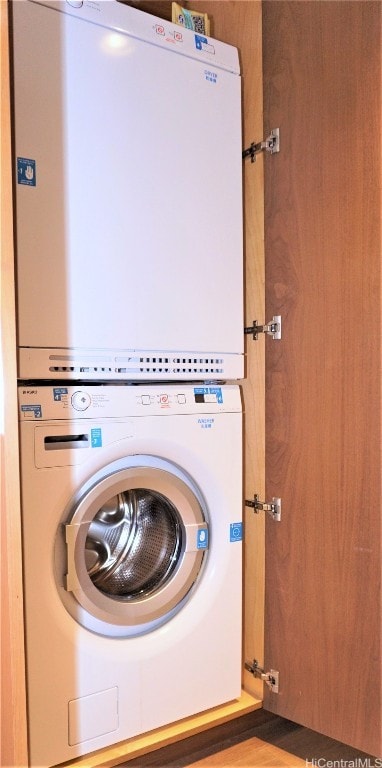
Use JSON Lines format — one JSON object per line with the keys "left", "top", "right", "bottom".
{"left": 18, "top": 384, "right": 238, "bottom": 421}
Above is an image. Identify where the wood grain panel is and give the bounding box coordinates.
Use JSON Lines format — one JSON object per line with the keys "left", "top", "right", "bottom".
{"left": 121, "top": 1, "right": 174, "bottom": 21}
{"left": 262, "top": 1, "right": 381, "bottom": 756}
{"left": 0, "top": 2, "right": 28, "bottom": 765}
{"left": 125, "top": 711, "right": 376, "bottom": 768}
{"left": 191, "top": 0, "right": 266, "bottom": 702}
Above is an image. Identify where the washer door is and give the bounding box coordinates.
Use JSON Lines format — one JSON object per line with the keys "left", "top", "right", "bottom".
{"left": 61, "top": 457, "right": 208, "bottom": 637}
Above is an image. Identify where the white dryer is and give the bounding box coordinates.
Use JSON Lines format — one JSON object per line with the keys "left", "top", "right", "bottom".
{"left": 12, "top": 0, "right": 243, "bottom": 382}
{"left": 18, "top": 383, "right": 243, "bottom": 766}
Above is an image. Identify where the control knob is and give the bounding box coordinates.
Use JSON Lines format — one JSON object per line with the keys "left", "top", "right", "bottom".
{"left": 71, "top": 391, "right": 91, "bottom": 411}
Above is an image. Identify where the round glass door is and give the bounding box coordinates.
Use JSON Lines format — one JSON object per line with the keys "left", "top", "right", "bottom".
{"left": 59, "top": 457, "right": 209, "bottom": 637}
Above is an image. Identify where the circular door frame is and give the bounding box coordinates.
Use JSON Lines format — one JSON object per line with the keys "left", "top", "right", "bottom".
{"left": 61, "top": 456, "right": 209, "bottom": 637}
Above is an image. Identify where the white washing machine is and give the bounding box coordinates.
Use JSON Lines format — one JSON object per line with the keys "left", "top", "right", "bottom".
{"left": 18, "top": 383, "right": 243, "bottom": 766}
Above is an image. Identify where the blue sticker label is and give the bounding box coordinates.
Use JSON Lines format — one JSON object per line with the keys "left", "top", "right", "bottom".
{"left": 230, "top": 522, "right": 243, "bottom": 542}
{"left": 195, "top": 34, "right": 208, "bottom": 50}
{"left": 208, "top": 386, "right": 222, "bottom": 403}
{"left": 194, "top": 35, "right": 215, "bottom": 55}
{"left": 91, "top": 428, "right": 102, "bottom": 448}
{"left": 197, "top": 528, "right": 209, "bottom": 549}
{"left": 21, "top": 404, "right": 42, "bottom": 419}
{"left": 53, "top": 388, "right": 68, "bottom": 401}
{"left": 194, "top": 386, "right": 223, "bottom": 404}
{"left": 17, "top": 157, "right": 36, "bottom": 186}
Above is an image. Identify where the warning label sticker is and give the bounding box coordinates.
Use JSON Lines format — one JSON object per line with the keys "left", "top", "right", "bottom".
{"left": 230, "top": 523, "right": 243, "bottom": 542}
{"left": 91, "top": 428, "right": 102, "bottom": 448}
{"left": 197, "top": 528, "right": 209, "bottom": 549}
{"left": 17, "top": 157, "right": 36, "bottom": 186}
{"left": 21, "top": 404, "right": 42, "bottom": 419}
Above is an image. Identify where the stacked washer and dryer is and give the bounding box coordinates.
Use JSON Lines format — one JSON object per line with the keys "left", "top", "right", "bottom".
{"left": 12, "top": 1, "right": 244, "bottom": 765}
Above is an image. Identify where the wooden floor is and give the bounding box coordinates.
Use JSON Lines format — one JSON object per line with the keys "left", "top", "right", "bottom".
{"left": 123, "top": 711, "right": 376, "bottom": 767}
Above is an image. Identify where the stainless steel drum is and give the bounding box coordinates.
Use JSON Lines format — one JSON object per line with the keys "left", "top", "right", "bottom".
{"left": 85, "top": 490, "right": 182, "bottom": 599}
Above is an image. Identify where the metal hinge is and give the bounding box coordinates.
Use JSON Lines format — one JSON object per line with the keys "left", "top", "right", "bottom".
{"left": 244, "top": 316, "right": 281, "bottom": 341}
{"left": 245, "top": 659, "right": 279, "bottom": 693}
{"left": 242, "top": 128, "right": 280, "bottom": 163}
{"left": 245, "top": 494, "right": 281, "bottom": 522}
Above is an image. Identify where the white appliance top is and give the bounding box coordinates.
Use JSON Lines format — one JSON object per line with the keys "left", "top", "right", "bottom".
{"left": 18, "top": 383, "right": 242, "bottom": 420}
{"left": 28, "top": 0, "right": 240, "bottom": 73}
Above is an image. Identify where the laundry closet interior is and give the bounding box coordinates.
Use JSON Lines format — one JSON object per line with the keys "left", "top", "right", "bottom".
{"left": 1, "top": 1, "right": 381, "bottom": 766}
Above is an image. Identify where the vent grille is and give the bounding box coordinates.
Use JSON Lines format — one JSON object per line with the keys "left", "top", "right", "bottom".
{"left": 49, "top": 366, "right": 113, "bottom": 374}
{"left": 18, "top": 349, "right": 234, "bottom": 379}
{"left": 115, "top": 356, "right": 224, "bottom": 375}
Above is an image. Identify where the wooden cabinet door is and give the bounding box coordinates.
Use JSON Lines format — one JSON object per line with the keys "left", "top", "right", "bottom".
{"left": 263, "top": 1, "right": 381, "bottom": 756}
